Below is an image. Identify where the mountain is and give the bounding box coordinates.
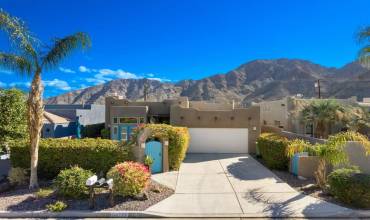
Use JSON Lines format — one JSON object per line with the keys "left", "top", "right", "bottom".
{"left": 46, "top": 59, "right": 370, "bottom": 105}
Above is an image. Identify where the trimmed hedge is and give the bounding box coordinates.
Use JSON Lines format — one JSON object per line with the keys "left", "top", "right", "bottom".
{"left": 257, "top": 133, "right": 290, "bottom": 170}
{"left": 328, "top": 168, "right": 370, "bottom": 208}
{"left": 10, "top": 138, "right": 132, "bottom": 178}
{"left": 132, "top": 124, "right": 189, "bottom": 170}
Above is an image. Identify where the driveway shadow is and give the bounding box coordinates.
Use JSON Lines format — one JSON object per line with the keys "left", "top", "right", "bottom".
{"left": 226, "top": 157, "right": 284, "bottom": 182}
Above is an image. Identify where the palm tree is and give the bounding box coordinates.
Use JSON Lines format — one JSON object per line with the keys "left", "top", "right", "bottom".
{"left": 358, "top": 26, "right": 370, "bottom": 67}
{"left": 301, "top": 100, "right": 347, "bottom": 138}
{"left": 0, "top": 9, "right": 91, "bottom": 189}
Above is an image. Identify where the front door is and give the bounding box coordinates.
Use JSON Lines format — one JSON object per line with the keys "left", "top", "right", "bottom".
{"left": 145, "top": 141, "right": 163, "bottom": 173}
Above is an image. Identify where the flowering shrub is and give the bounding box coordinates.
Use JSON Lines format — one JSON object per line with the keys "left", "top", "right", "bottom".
{"left": 107, "top": 162, "right": 150, "bottom": 197}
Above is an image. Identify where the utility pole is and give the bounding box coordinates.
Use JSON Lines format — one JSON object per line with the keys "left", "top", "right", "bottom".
{"left": 315, "top": 79, "right": 321, "bottom": 99}
{"left": 143, "top": 79, "right": 149, "bottom": 101}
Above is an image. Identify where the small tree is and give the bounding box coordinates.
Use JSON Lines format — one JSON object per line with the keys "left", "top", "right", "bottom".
{"left": 0, "top": 88, "right": 27, "bottom": 153}
{"left": 301, "top": 100, "right": 347, "bottom": 138}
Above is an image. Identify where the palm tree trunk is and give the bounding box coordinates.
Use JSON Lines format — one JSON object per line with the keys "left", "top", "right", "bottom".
{"left": 27, "top": 69, "right": 43, "bottom": 190}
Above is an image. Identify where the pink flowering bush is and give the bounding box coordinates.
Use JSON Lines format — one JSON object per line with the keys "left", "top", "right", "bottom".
{"left": 107, "top": 162, "right": 150, "bottom": 196}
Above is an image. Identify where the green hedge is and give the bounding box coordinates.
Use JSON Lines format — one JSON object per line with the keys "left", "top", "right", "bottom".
{"left": 257, "top": 133, "right": 290, "bottom": 170}
{"left": 10, "top": 138, "right": 132, "bottom": 178}
{"left": 132, "top": 124, "right": 189, "bottom": 170}
{"left": 328, "top": 168, "right": 370, "bottom": 208}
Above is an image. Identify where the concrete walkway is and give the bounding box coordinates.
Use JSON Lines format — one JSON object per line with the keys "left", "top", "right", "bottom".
{"left": 147, "top": 153, "right": 355, "bottom": 218}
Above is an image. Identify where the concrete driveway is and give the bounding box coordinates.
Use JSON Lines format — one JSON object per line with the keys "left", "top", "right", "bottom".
{"left": 147, "top": 153, "right": 354, "bottom": 218}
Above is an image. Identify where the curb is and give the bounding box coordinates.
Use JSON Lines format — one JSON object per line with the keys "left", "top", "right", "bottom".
{"left": 1, "top": 209, "right": 368, "bottom": 219}
{"left": 0, "top": 210, "right": 164, "bottom": 218}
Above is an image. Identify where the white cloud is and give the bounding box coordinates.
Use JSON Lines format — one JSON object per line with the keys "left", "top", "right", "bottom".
{"left": 43, "top": 79, "right": 71, "bottom": 91}
{"left": 0, "top": 69, "right": 13, "bottom": 75}
{"left": 9, "top": 81, "right": 31, "bottom": 88}
{"left": 85, "top": 67, "right": 140, "bottom": 85}
{"left": 148, "top": 77, "right": 171, "bottom": 82}
{"left": 79, "top": 65, "right": 91, "bottom": 73}
{"left": 0, "top": 81, "right": 6, "bottom": 87}
{"left": 147, "top": 73, "right": 155, "bottom": 77}
{"left": 59, "top": 67, "right": 76, "bottom": 73}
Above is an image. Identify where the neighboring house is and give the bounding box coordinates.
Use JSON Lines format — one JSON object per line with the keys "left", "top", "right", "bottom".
{"left": 105, "top": 95, "right": 260, "bottom": 154}
{"left": 42, "top": 104, "right": 105, "bottom": 138}
{"left": 45, "top": 104, "right": 105, "bottom": 126}
{"left": 42, "top": 111, "right": 76, "bottom": 138}
{"left": 254, "top": 96, "right": 367, "bottom": 137}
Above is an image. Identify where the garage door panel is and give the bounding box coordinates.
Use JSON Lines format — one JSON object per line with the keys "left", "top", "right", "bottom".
{"left": 188, "top": 128, "right": 248, "bottom": 153}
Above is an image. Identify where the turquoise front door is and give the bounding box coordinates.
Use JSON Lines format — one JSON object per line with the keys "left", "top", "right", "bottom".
{"left": 145, "top": 141, "right": 163, "bottom": 173}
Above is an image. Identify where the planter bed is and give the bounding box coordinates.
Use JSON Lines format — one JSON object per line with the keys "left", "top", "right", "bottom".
{"left": 0, "top": 180, "right": 173, "bottom": 212}
{"left": 253, "top": 155, "right": 370, "bottom": 210}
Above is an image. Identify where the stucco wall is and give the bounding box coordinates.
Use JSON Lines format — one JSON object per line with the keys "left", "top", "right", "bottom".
{"left": 345, "top": 141, "right": 370, "bottom": 174}
{"left": 170, "top": 105, "right": 261, "bottom": 153}
{"left": 256, "top": 98, "right": 289, "bottom": 129}
{"left": 76, "top": 105, "right": 105, "bottom": 126}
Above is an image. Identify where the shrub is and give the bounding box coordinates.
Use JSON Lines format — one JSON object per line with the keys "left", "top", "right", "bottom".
{"left": 8, "top": 167, "right": 28, "bottom": 185}
{"left": 54, "top": 166, "right": 93, "bottom": 199}
{"left": 46, "top": 201, "right": 67, "bottom": 212}
{"left": 101, "top": 128, "right": 110, "bottom": 139}
{"left": 257, "top": 133, "right": 290, "bottom": 170}
{"left": 107, "top": 162, "right": 150, "bottom": 197}
{"left": 328, "top": 167, "right": 370, "bottom": 208}
{"left": 10, "top": 138, "right": 132, "bottom": 178}
{"left": 35, "top": 187, "right": 54, "bottom": 199}
{"left": 132, "top": 124, "right": 189, "bottom": 170}
{"left": 285, "top": 139, "right": 312, "bottom": 158}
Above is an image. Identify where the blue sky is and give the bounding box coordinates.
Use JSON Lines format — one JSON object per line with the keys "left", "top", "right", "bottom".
{"left": 0, "top": 0, "right": 369, "bottom": 97}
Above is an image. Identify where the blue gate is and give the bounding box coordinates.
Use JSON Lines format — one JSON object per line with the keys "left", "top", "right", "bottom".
{"left": 145, "top": 141, "right": 163, "bottom": 173}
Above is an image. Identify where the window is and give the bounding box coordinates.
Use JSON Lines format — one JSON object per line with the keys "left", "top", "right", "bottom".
{"left": 113, "top": 117, "right": 118, "bottom": 124}
{"left": 121, "top": 127, "right": 127, "bottom": 140}
{"left": 113, "top": 126, "right": 118, "bottom": 135}
{"left": 119, "top": 117, "right": 137, "bottom": 123}
{"left": 274, "top": 120, "right": 281, "bottom": 127}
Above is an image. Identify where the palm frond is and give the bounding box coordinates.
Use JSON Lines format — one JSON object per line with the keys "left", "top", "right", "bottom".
{"left": 0, "top": 9, "right": 37, "bottom": 61}
{"left": 42, "top": 32, "right": 91, "bottom": 69}
{"left": 358, "top": 45, "right": 370, "bottom": 67}
{"left": 357, "top": 26, "right": 370, "bottom": 43}
{"left": 0, "top": 52, "right": 33, "bottom": 76}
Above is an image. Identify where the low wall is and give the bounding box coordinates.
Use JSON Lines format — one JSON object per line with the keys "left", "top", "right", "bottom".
{"left": 345, "top": 141, "right": 370, "bottom": 174}
{"left": 261, "top": 125, "right": 325, "bottom": 144}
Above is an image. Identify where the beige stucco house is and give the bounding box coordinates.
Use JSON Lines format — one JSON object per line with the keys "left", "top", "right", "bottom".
{"left": 254, "top": 96, "right": 369, "bottom": 137}
{"left": 105, "top": 95, "right": 260, "bottom": 154}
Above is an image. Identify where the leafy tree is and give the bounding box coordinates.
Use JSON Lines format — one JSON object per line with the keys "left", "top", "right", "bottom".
{"left": 301, "top": 100, "right": 348, "bottom": 138}
{"left": 0, "top": 88, "right": 27, "bottom": 153}
{"left": 357, "top": 26, "right": 370, "bottom": 67}
{"left": 0, "top": 9, "right": 90, "bottom": 189}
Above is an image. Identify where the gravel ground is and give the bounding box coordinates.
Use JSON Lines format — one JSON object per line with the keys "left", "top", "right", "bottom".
{"left": 0, "top": 180, "right": 173, "bottom": 211}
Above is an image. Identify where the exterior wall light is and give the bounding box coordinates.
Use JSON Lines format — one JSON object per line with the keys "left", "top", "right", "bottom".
{"left": 180, "top": 116, "right": 184, "bottom": 120}
{"left": 230, "top": 116, "right": 234, "bottom": 120}
{"left": 197, "top": 116, "right": 201, "bottom": 120}
{"left": 248, "top": 117, "right": 252, "bottom": 121}
{"left": 214, "top": 116, "right": 218, "bottom": 120}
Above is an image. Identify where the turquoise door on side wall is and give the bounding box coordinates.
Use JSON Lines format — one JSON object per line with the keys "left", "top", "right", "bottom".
{"left": 145, "top": 141, "right": 163, "bottom": 173}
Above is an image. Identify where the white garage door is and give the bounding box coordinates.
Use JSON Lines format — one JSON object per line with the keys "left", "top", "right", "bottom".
{"left": 188, "top": 128, "right": 248, "bottom": 153}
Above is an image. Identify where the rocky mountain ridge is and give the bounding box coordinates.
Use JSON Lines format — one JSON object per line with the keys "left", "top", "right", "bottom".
{"left": 46, "top": 59, "right": 370, "bottom": 105}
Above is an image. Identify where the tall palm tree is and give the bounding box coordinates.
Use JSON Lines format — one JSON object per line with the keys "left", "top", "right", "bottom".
{"left": 301, "top": 100, "right": 347, "bottom": 138}
{"left": 358, "top": 26, "right": 370, "bottom": 67}
{"left": 0, "top": 9, "right": 91, "bottom": 189}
